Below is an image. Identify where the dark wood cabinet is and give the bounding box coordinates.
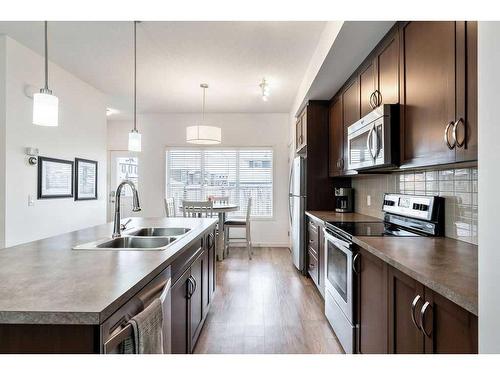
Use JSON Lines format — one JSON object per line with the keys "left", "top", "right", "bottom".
{"left": 342, "top": 78, "right": 360, "bottom": 174}
{"left": 295, "top": 109, "right": 307, "bottom": 153}
{"left": 171, "top": 228, "right": 217, "bottom": 354}
{"left": 328, "top": 96, "right": 344, "bottom": 177}
{"left": 306, "top": 216, "right": 325, "bottom": 297}
{"left": 400, "top": 21, "right": 477, "bottom": 168}
{"left": 359, "top": 61, "right": 376, "bottom": 117}
{"left": 386, "top": 265, "right": 477, "bottom": 354}
{"left": 356, "top": 248, "right": 388, "bottom": 354}
{"left": 387, "top": 266, "right": 425, "bottom": 353}
{"left": 171, "top": 267, "right": 191, "bottom": 354}
{"left": 375, "top": 28, "right": 400, "bottom": 106}
{"left": 422, "top": 287, "right": 478, "bottom": 354}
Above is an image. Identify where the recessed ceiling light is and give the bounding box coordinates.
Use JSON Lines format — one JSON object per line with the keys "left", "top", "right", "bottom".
{"left": 259, "top": 78, "right": 270, "bottom": 102}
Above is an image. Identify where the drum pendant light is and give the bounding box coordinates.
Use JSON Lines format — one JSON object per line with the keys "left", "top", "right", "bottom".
{"left": 128, "top": 21, "right": 141, "bottom": 152}
{"left": 33, "top": 21, "right": 59, "bottom": 127}
{"left": 186, "top": 84, "right": 221, "bottom": 145}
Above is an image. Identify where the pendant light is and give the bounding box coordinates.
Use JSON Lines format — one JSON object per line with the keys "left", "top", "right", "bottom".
{"left": 128, "top": 21, "right": 141, "bottom": 152}
{"left": 33, "top": 21, "right": 59, "bottom": 127}
{"left": 186, "top": 84, "right": 221, "bottom": 145}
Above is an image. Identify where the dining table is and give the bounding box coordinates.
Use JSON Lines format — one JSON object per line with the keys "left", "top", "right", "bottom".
{"left": 179, "top": 203, "right": 239, "bottom": 261}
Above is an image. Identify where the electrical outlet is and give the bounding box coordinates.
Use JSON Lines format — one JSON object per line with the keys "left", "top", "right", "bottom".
{"left": 28, "top": 194, "right": 34, "bottom": 207}
{"left": 367, "top": 195, "right": 371, "bottom": 207}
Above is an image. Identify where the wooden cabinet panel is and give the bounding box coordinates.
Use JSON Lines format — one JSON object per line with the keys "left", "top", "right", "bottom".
{"left": 171, "top": 267, "right": 190, "bottom": 354}
{"left": 307, "top": 249, "right": 319, "bottom": 286}
{"left": 400, "top": 21, "right": 462, "bottom": 167}
{"left": 342, "top": 78, "right": 360, "bottom": 128}
{"left": 202, "top": 245, "right": 210, "bottom": 317}
{"left": 388, "top": 266, "right": 424, "bottom": 354}
{"left": 421, "top": 288, "right": 478, "bottom": 354}
{"left": 360, "top": 62, "right": 376, "bottom": 117}
{"left": 190, "top": 251, "right": 204, "bottom": 351}
{"left": 376, "top": 30, "right": 400, "bottom": 105}
{"left": 456, "top": 21, "right": 478, "bottom": 162}
{"left": 357, "top": 249, "right": 388, "bottom": 354}
{"left": 208, "top": 231, "right": 216, "bottom": 303}
{"left": 306, "top": 217, "right": 325, "bottom": 297}
{"left": 295, "top": 109, "right": 307, "bottom": 152}
{"left": 328, "top": 97, "right": 344, "bottom": 176}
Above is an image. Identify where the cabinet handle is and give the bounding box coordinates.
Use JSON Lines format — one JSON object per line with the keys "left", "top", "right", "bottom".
{"left": 190, "top": 275, "right": 197, "bottom": 295}
{"left": 339, "top": 158, "right": 344, "bottom": 170}
{"left": 369, "top": 91, "right": 377, "bottom": 109}
{"left": 352, "top": 253, "right": 360, "bottom": 274}
{"left": 208, "top": 233, "right": 215, "bottom": 248}
{"left": 411, "top": 295, "right": 422, "bottom": 331}
{"left": 444, "top": 121, "right": 456, "bottom": 149}
{"left": 452, "top": 118, "right": 465, "bottom": 148}
{"left": 375, "top": 89, "right": 382, "bottom": 107}
{"left": 419, "top": 301, "right": 432, "bottom": 337}
{"left": 187, "top": 277, "right": 193, "bottom": 299}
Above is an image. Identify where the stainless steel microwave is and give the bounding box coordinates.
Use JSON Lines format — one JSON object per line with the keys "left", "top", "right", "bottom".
{"left": 347, "top": 104, "right": 399, "bottom": 171}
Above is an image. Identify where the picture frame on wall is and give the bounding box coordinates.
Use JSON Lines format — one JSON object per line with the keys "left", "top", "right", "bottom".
{"left": 75, "top": 158, "right": 98, "bottom": 201}
{"left": 37, "top": 157, "right": 74, "bottom": 199}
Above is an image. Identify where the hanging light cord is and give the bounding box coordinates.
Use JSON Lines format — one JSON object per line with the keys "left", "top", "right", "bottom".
{"left": 133, "top": 20, "right": 137, "bottom": 132}
{"left": 44, "top": 21, "right": 49, "bottom": 91}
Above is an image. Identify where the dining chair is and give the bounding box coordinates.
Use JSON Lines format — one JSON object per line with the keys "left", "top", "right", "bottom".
{"left": 224, "top": 197, "right": 252, "bottom": 260}
{"left": 164, "top": 197, "right": 176, "bottom": 217}
{"left": 182, "top": 200, "right": 214, "bottom": 218}
{"left": 210, "top": 196, "right": 229, "bottom": 205}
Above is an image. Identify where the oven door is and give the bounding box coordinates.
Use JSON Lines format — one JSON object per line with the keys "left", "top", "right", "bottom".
{"left": 324, "top": 230, "right": 355, "bottom": 323}
{"left": 347, "top": 119, "right": 385, "bottom": 170}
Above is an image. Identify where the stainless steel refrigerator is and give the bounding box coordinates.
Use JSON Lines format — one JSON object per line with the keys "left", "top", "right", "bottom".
{"left": 289, "top": 156, "right": 306, "bottom": 273}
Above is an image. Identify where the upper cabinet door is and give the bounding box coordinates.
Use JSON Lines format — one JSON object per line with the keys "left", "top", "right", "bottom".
{"left": 400, "top": 21, "right": 464, "bottom": 167}
{"left": 342, "top": 77, "right": 361, "bottom": 128}
{"left": 456, "top": 21, "right": 478, "bottom": 162}
{"left": 328, "top": 96, "right": 344, "bottom": 177}
{"left": 376, "top": 29, "right": 400, "bottom": 106}
{"left": 360, "top": 62, "right": 376, "bottom": 117}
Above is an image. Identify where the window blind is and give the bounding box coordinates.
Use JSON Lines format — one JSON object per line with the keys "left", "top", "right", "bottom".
{"left": 166, "top": 148, "right": 273, "bottom": 218}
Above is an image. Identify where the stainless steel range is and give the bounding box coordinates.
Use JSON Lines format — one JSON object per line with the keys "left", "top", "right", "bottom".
{"left": 323, "top": 193, "right": 444, "bottom": 353}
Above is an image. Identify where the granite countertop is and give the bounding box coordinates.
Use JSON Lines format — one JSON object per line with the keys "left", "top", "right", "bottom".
{"left": 305, "top": 210, "right": 478, "bottom": 316}
{"left": 0, "top": 217, "right": 218, "bottom": 325}
{"left": 306, "top": 210, "right": 380, "bottom": 223}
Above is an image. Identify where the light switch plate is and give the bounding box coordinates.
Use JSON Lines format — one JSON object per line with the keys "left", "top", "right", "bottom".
{"left": 28, "top": 194, "right": 34, "bottom": 206}
{"left": 367, "top": 195, "right": 371, "bottom": 206}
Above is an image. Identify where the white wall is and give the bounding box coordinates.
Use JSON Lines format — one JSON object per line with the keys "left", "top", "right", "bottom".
{"left": 0, "top": 37, "right": 6, "bottom": 247}
{"left": 478, "top": 21, "right": 500, "bottom": 353}
{"left": 107, "top": 113, "right": 290, "bottom": 247}
{"left": 0, "top": 36, "right": 108, "bottom": 247}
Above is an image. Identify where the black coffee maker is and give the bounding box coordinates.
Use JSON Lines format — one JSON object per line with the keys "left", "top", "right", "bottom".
{"left": 334, "top": 188, "right": 354, "bottom": 213}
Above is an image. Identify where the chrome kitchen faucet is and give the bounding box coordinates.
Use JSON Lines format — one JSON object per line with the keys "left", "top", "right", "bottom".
{"left": 112, "top": 180, "right": 141, "bottom": 238}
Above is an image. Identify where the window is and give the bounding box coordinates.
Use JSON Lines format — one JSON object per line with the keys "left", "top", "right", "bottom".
{"left": 166, "top": 148, "right": 273, "bottom": 218}
{"left": 116, "top": 156, "right": 138, "bottom": 197}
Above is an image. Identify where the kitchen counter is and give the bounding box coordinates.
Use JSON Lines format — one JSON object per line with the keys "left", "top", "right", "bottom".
{"left": 0, "top": 217, "right": 218, "bottom": 325}
{"left": 305, "top": 211, "right": 478, "bottom": 316}
{"left": 306, "top": 210, "right": 380, "bottom": 223}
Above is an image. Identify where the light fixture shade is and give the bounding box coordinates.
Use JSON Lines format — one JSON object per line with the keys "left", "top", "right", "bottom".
{"left": 186, "top": 125, "right": 222, "bottom": 145}
{"left": 128, "top": 130, "right": 142, "bottom": 152}
{"left": 33, "top": 92, "right": 59, "bottom": 126}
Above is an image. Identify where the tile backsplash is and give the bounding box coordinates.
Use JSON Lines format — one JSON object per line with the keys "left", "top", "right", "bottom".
{"left": 352, "top": 167, "right": 478, "bottom": 245}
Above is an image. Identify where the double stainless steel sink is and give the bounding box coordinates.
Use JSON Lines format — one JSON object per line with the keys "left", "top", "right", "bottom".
{"left": 73, "top": 227, "right": 191, "bottom": 251}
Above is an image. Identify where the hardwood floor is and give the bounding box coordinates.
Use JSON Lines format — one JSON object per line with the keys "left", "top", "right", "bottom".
{"left": 194, "top": 247, "right": 344, "bottom": 354}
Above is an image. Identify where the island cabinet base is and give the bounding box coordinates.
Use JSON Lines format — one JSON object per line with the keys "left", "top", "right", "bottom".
{"left": 0, "top": 324, "right": 100, "bottom": 354}
{"left": 0, "top": 226, "right": 217, "bottom": 354}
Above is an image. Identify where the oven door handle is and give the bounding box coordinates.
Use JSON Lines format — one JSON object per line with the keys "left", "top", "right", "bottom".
{"left": 323, "top": 228, "right": 352, "bottom": 250}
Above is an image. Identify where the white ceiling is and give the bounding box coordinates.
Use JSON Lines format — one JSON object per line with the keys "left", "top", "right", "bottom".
{"left": 0, "top": 21, "right": 326, "bottom": 117}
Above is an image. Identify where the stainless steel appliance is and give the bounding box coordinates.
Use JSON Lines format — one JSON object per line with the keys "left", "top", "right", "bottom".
{"left": 323, "top": 193, "right": 444, "bottom": 353}
{"left": 347, "top": 104, "right": 399, "bottom": 171}
{"left": 334, "top": 188, "right": 354, "bottom": 213}
{"left": 289, "top": 156, "right": 306, "bottom": 273}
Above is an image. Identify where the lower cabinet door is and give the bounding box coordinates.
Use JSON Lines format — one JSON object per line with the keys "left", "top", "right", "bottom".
{"left": 202, "top": 245, "right": 210, "bottom": 317}
{"left": 208, "top": 231, "right": 216, "bottom": 303}
{"left": 171, "top": 267, "right": 191, "bottom": 354}
{"left": 421, "top": 288, "right": 478, "bottom": 354}
{"left": 190, "top": 251, "right": 204, "bottom": 351}
{"left": 357, "top": 249, "right": 388, "bottom": 353}
{"left": 388, "top": 267, "right": 425, "bottom": 354}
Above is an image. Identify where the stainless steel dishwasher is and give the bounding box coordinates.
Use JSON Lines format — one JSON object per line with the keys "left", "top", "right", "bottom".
{"left": 101, "top": 266, "right": 172, "bottom": 354}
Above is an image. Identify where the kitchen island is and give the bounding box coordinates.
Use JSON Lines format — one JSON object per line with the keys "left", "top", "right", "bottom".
{"left": 0, "top": 217, "right": 218, "bottom": 353}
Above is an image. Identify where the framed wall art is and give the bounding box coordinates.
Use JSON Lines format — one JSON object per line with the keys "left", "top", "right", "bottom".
{"left": 37, "top": 157, "right": 74, "bottom": 199}
{"left": 75, "top": 158, "right": 98, "bottom": 200}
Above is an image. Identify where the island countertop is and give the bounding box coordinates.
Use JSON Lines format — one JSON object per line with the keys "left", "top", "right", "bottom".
{"left": 0, "top": 217, "right": 217, "bottom": 325}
